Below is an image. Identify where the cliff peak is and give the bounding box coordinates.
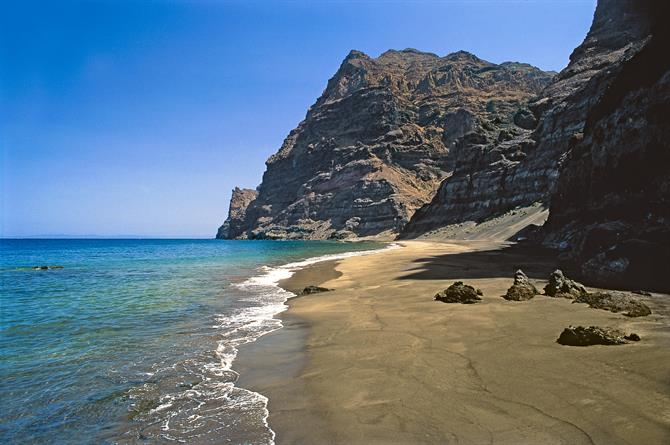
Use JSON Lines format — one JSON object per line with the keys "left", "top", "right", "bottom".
{"left": 344, "top": 49, "right": 370, "bottom": 61}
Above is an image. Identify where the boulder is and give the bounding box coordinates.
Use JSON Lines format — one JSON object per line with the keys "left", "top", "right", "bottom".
{"left": 557, "top": 326, "right": 629, "bottom": 346}
{"left": 573, "top": 291, "right": 651, "bottom": 317}
{"left": 513, "top": 108, "right": 537, "bottom": 130}
{"left": 544, "top": 269, "right": 587, "bottom": 299}
{"left": 300, "top": 285, "right": 333, "bottom": 295}
{"left": 435, "top": 281, "right": 482, "bottom": 304}
{"left": 503, "top": 269, "right": 539, "bottom": 301}
{"left": 625, "top": 333, "right": 641, "bottom": 341}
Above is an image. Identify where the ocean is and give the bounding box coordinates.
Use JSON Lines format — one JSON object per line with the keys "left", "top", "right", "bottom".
{"left": 0, "top": 239, "right": 388, "bottom": 444}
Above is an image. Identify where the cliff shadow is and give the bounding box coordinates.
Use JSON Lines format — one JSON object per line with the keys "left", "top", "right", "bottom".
{"left": 397, "top": 243, "right": 563, "bottom": 282}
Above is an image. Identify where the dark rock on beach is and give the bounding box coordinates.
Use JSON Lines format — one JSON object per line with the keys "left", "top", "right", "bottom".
{"left": 573, "top": 291, "right": 651, "bottom": 317}
{"left": 503, "top": 269, "right": 538, "bottom": 301}
{"left": 434, "top": 281, "right": 482, "bottom": 304}
{"left": 557, "top": 326, "right": 629, "bottom": 346}
{"left": 625, "top": 333, "right": 641, "bottom": 342}
{"left": 300, "top": 285, "right": 333, "bottom": 295}
{"left": 543, "top": 269, "right": 587, "bottom": 299}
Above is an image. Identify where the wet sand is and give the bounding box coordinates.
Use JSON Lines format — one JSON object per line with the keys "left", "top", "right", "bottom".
{"left": 236, "top": 240, "right": 670, "bottom": 445}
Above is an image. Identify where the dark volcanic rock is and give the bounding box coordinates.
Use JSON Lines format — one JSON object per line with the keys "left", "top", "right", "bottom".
{"left": 216, "top": 188, "right": 258, "bottom": 239}
{"left": 544, "top": 269, "right": 587, "bottom": 299}
{"left": 300, "top": 285, "right": 333, "bottom": 295}
{"left": 557, "top": 326, "right": 629, "bottom": 346}
{"left": 434, "top": 281, "right": 482, "bottom": 304}
{"left": 625, "top": 333, "right": 641, "bottom": 341}
{"left": 401, "top": 0, "right": 656, "bottom": 238}
{"left": 221, "top": 49, "right": 552, "bottom": 239}
{"left": 573, "top": 291, "right": 651, "bottom": 317}
{"left": 513, "top": 108, "right": 537, "bottom": 130}
{"left": 503, "top": 269, "right": 539, "bottom": 301}
{"left": 541, "top": 1, "right": 670, "bottom": 291}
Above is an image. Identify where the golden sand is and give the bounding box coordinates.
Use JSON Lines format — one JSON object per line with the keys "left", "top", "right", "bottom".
{"left": 237, "top": 241, "right": 670, "bottom": 444}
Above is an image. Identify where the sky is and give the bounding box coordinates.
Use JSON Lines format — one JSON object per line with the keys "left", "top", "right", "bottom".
{"left": 1, "top": 0, "right": 597, "bottom": 238}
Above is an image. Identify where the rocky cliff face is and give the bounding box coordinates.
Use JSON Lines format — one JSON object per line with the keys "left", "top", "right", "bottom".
{"left": 217, "top": 1, "right": 668, "bottom": 290}
{"left": 401, "top": 0, "right": 654, "bottom": 237}
{"left": 219, "top": 49, "right": 553, "bottom": 239}
{"left": 542, "top": 0, "right": 670, "bottom": 291}
{"left": 216, "top": 187, "right": 258, "bottom": 239}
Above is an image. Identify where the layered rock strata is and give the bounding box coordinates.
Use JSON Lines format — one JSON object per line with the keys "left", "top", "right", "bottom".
{"left": 218, "top": 49, "right": 552, "bottom": 239}
{"left": 401, "top": 0, "right": 655, "bottom": 237}
{"left": 542, "top": 0, "right": 670, "bottom": 291}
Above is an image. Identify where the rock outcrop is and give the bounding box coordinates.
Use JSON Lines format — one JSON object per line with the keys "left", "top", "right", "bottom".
{"left": 541, "top": 0, "right": 670, "bottom": 292}
{"left": 434, "top": 281, "right": 482, "bottom": 304}
{"left": 216, "top": 188, "right": 258, "bottom": 239}
{"left": 556, "top": 326, "right": 633, "bottom": 346}
{"left": 300, "top": 285, "right": 333, "bottom": 295}
{"left": 503, "top": 269, "right": 539, "bottom": 301}
{"left": 544, "top": 269, "right": 587, "bottom": 299}
{"left": 401, "top": 0, "right": 658, "bottom": 238}
{"left": 573, "top": 291, "right": 652, "bottom": 317}
{"left": 219, "top": 49, "right": 552, "bottom": 239}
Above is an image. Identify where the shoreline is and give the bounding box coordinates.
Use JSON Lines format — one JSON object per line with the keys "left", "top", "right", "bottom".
{"left": 231, "top": 242, "right": 400, "bottom": 444}
{"left": 235, "top": 240, "right": 670, "bottom": 445}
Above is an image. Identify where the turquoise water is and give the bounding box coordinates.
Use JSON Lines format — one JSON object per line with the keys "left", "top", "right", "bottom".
{"left": 0, "top": 239, "right": 383, "bottom": 444}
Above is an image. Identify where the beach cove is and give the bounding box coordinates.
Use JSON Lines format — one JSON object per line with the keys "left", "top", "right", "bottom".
{"left": 236, "top": 240, "right": 670, "bottom": 445}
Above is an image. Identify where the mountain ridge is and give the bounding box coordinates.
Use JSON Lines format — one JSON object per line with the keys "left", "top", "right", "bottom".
{"left": 218, "top": 47, "right": 554, "bottom": 239}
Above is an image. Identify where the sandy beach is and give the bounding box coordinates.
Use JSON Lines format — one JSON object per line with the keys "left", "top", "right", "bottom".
{"left": 236, "top": 240, "right": 670, "bottom": 445}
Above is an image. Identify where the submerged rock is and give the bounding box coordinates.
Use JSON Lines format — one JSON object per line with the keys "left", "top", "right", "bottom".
{"left": 557, "top": 326, "right": 629, "bottom": 346}
{"left": 543, "top": 269, "right": 587, "bottom": 299}
{"left": 434, "top": 281, "right": 482, "bottom": 304}
{"left": 573, "top": 291, "right": 651, "bottom": 317}
{"left": 503, "top": 269, "right": 539, "bottom": 301}
{"left": 127, "top": 398, "right": 160, "bottom": 420}
{"left": 32, "top": 265, "right": 63, "bottom": 270}
{"left": 300, "top": 285, "right": 333, "bottom": 295}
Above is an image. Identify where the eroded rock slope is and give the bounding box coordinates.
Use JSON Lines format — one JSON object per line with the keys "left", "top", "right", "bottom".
{"left": 401, "top": 0, "right": 655, "bottom": 237}
{"left": 218, "top": 49, "right": 552, "bottom": 239}
{"left": 542, "top": 0, "right": 670, "bottom": 291}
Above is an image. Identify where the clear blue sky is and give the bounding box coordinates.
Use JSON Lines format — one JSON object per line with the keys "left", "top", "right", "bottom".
{"left": 1, "top": 0, "right": 596, "bottom": 238}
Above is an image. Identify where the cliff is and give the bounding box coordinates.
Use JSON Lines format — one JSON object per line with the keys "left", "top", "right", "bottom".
{"left": 218, "top": 49, "right": 553, "bottom": 239}
{"left": 216, "top": 0, "right": 668, "bottom": 292}
{"left": 216, "top": 188, "right": 258, "bottom": 239}
{"left": 542, "top": 0, "right": 670, "bottom": 291}
{"left": 401, "top": 0, "right": 654, "bottom": 237}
